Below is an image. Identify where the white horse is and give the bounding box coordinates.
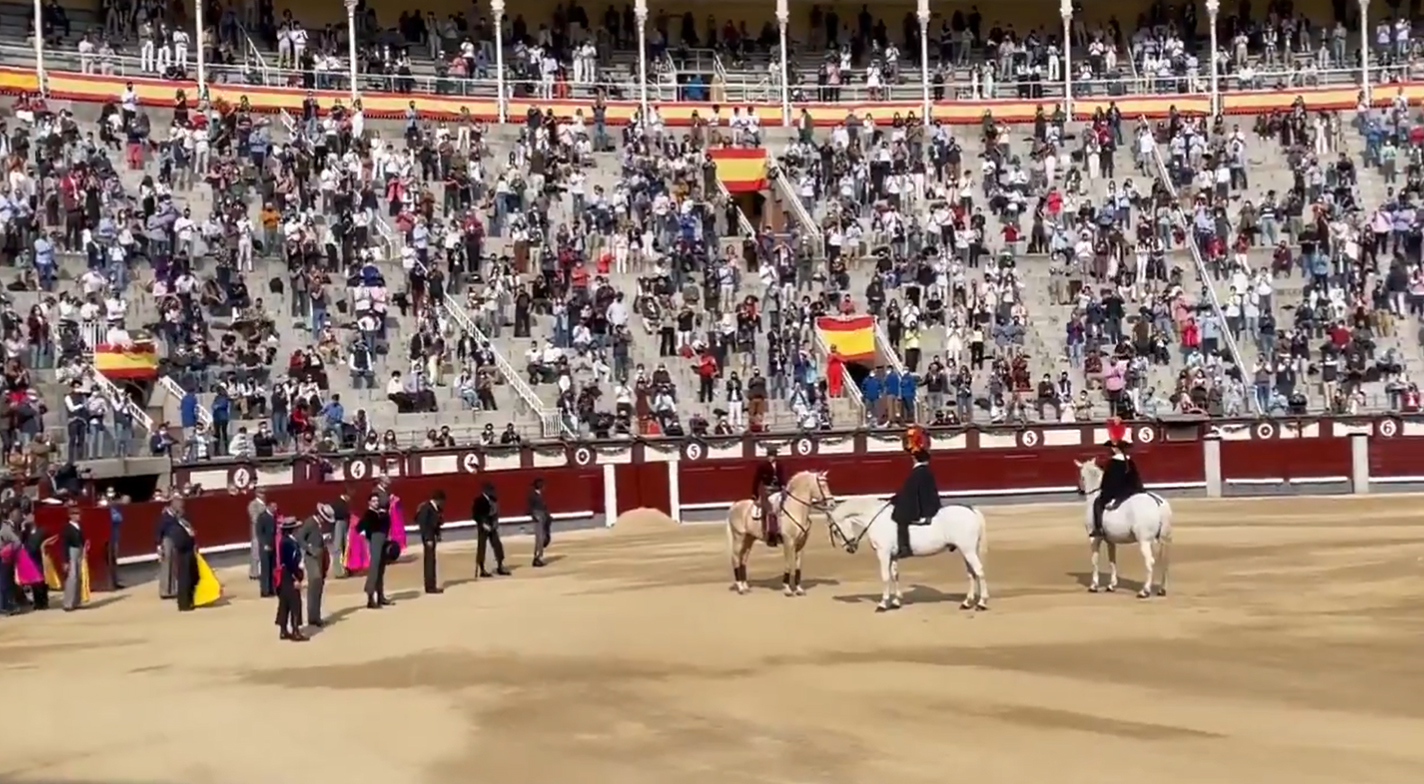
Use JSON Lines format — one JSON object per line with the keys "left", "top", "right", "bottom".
{"left": 825, "top": 497, "right": 989, "bottom": 612}
{"left": 1074, "top": 459, "right": 1173, "bottom": 598}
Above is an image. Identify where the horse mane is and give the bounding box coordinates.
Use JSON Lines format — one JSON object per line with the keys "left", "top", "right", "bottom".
{"left": 1077, "top": 460, "right": 1104, "bottom": 493}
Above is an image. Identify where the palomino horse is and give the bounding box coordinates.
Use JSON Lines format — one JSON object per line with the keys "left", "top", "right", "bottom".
{"left": 725, "top": 470, "right": 836, "bottom": 596}
{"left": 825, "top": 498, "right": 989, "bottom": 612}
{"left": 1074, "top": 459, "right": 1173, "bottom": 598}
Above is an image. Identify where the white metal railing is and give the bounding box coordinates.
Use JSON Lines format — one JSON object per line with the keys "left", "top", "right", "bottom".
{"left": 811, "top": 324, "right": 866, "bottom": 426}
{"left": 279, "top": 107, "right": 299, "bottom": 139}
{"left": 237, "top": 23, "right": 271, "bottom": 85}
{"left": 10, "top": 40, "right": 1416, "bottom": 109}
{"left": 372, "top": 211, "right": 399, "bottom": 260}
{"left": 1146, "top": 136, "right": 1259, "bottom": 415}
{"left": 873, "top": 317, "right": 907, "bottom": 376}
{"left": 440, "top": 299, "right": 568, "bottom": 439}
{"left": 768, "top": 150, "right": 823, "bottom": 256}
{"left": 88, "top": 366, "right": 156, "bottom": 435}
{"left": 159, "top": 373, "right": 211, "bottom": 428}
{"left": 78, "top": 320, "right": 104, "bottom": 351}
{"left": 715, "top": 178, "right": 757, "bottom": 239}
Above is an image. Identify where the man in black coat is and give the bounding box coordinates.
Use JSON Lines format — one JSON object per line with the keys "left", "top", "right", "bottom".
{"left": 1092, "top": 439, "right": 1144, "bottom": 538}
{"left": 752, "top": 446, "right": 787, "bottom": 546}
{"left": 472, "top": 482, "right": 509, "bottom": 577}
{"left": 890, "top": 450, "right": 941, "bottom": 559}
{"left": 417, "top": 489, "right": 446, "bottom": 593}
{"left": 529, "top": 478, "right": 551, "bottom": 568}
{"left": 356, "top": 495, "right": 393, "bottom": 608}
{"left": 254, "top": 501, "right": 277, "bottom": 598}
{"left": 274, "top": 517, "right": 308, "bottom": 642}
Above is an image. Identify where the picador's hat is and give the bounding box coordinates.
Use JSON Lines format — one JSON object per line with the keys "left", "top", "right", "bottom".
{"left": 1103, "top": 417, "right": 1130, "bottom": 450}
{"left": 279, "top": 515, "right": 301, "bottom": 529}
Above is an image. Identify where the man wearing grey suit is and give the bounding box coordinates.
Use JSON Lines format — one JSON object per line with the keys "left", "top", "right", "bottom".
{"left": 298, "top": 505, "right": 332, "bottom": 627}
{"left": 246, "top": 490, "right": 267, "bottom": 581}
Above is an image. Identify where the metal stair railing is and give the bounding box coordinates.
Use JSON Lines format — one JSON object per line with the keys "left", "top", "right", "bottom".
{"left": 440, "top": 299, "right": 569, "bottom": 439}
{"left": 158, "top": 373, "right": 211, "bottom": 428}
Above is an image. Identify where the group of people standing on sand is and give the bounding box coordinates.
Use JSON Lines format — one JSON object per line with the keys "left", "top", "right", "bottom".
{"left": 144, "top": 475, "right": 557, "bottom": 642}
{"left": 0, "top": 495, "right": 92, "bottom": 616}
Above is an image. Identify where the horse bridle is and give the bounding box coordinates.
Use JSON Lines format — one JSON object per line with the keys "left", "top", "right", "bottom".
{"left": 826, "top": 502, "right": 891, "bottom": 554}
{"left": 777, "top": 475, "right": 838, "bottom": 540}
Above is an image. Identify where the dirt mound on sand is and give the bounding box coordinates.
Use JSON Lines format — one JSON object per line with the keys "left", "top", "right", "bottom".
{"left": 612, "top": 507, "right": 679, "bottom": 535}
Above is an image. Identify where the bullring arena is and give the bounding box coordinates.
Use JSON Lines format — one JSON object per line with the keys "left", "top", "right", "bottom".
{"left": 5, "top": 495, "right": 1423, "bottom": 784}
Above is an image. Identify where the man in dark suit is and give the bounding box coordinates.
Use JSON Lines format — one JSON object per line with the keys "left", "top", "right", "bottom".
{"left": 330, "top": 491, "right": 351, "bottom": 578}
{"left": 254, "top": 500, "right": 277, "bottom": 597}
{"left": 417, "top": 489, "right": 446, "bottom": 593}
{"left": 274, "top": 517, "right": 308, "bottom": 642}
{"left": 529, "top": 478, "right": 551, "bottom": 568}
{"left": 297, "top": 504, "right": 331, "bottom": 627}
{"left": 890, "top": 449, "right": 941, "bottom": 559}
{"left": 356, "top": 495, "right": 393, "bottom": 609}
{"left": 472, "top": 482, "right": 509, "bottom": 577}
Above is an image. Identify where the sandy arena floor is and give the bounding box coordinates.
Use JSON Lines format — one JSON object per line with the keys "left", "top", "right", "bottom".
{"left": 3, "top": 495, "right": 1424, "bottom": 784}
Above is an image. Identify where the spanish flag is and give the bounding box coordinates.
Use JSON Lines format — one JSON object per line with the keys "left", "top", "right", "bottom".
{"left": 816, "top": 315, "right": 876, "bottom": 364}
{"left": 93, "top": 341, "right": 159, "bottom": 380}
{"left": 708, "top": 148, "right": 768, "bottom": 193}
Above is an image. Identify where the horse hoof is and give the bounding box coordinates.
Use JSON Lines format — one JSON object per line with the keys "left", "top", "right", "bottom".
{"left": 1087, "top": 585, "right": 1100, "bottom": 594}
{"left": 1137, "top": 589, "right": 1151, "bottom": 599}
{"left": 1156, "top": 588, "right": 1168, "bottom": 597}
{"left": 1105, "top": 585, "right": 1117, "bottom": 593}
{"left": 782, "top": 585, "right": 794, "bottom": 597}
{"left": 975, "top": 602, "right": 989, "bottom": 611}
{"left": 889, "top": 598, "right": 902, "bottom": 609}
{"left": 735, "top": 584, "right": 748, "bottom": 595}
{"left": 875, "top": 604, "right": 890, "bottom": 613}
{"left": 793, "top": 586, "right": 806, "bottom": 597}
{"left": 959, "top": 600, "right": 975, "bottom": 610}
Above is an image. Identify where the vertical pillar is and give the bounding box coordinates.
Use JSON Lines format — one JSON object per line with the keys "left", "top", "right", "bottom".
{"left": 666, "top": 459, "right": 682, "bottom": 523}
{"left": 1350, "top": 434, "right": 1370, "bottom": 495}
{"left": 1206, "top": 0, "right": 1220, "bottom": 115}
{"left": 776, "top": 0, "right": 790, "bottom": 126}
{"left": 32, "top": 0, "right": 44, "bottom": 93}
{"left": 195, "top": 0, "right": 206, "bottom": 94}
{"left": 602, "top": 463, "right": 619, "bottom": 525}
{"left": 1203, "top": 436, "right": 1223, "bottom": 498}
{"left": 1059, "top": 0, "right": 1072, "bottom": 118}
{"left": 917, "top": 0, "right": 930, "bottom": 122}
{"left": 345, "top": 0, "right": 358, "bottom": 101}
{"left": 1359, "top": 0, "right": 1372, "bottom": 105}
{"left": 635, "top": 0, "right": 649, "bottom": 119}
{"left": 492, "top": 0, "right": 507, "bottom": 123}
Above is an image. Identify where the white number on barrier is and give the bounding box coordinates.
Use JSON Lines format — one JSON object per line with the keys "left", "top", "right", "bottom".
{"left": 794, "top": 437, "right": 814, "bottom": 456}
{"left": 1136, "top": 426, "right": 1155, "bottom": 443}
{"left": 1020, "top": 430, "right": 1040, "bottom": 447}
{"left": 1379, "top": 419, "right": 1399, "bottom": 438}
{"left": 461, "top": 453, "right": 480, "bottom": 473}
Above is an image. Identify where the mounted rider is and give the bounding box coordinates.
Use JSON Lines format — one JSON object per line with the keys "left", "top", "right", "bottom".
{"left": 890, "top": 425, "right": 940, "bottom": 559}
{"left": 752, "top": 446, "right": 788, "bottom": 547}
{"left": 1092, "top": 417, "right": 1145, "bottom": 538}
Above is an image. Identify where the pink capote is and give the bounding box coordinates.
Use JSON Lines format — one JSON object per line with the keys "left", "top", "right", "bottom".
{"left": 343, "top": 514, "right": 371, "bottom": 572}
{"left": 14, "top": 548, "right": 43, "bottom": 586}
{"left": 389, "top": 495, "right": 408, "bottom": 556}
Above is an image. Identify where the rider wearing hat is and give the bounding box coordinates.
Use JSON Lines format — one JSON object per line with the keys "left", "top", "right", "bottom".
{"left": 1093, "top": 418, "right": 1144, "bottom": 538}
{"left": 752, "top": 446, "right": 788, "bottom": 547}
{"left": 890, "top": 447, "right": 941, "bottom": 559}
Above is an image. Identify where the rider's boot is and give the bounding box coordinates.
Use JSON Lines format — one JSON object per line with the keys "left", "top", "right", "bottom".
{"left": 896, "top": 521, "right": 913, "bottom": 559}
{"left": 1091, "top": 501, "right": 1105, "bottom": 539}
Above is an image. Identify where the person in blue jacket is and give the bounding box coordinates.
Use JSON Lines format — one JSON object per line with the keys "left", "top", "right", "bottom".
{"left": 900, "top": 372, "right": 918, "bottom": 423}
{"left": 883, "top": 368, "right": 902, "bottom": 423}
{"left": 861, "top": 372, "right": 882, "bottom": 425}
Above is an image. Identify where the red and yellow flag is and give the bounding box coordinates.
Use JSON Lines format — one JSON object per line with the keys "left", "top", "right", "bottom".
{"left": 93, "top": 341, "right": 159, "bottom": 380}
{"left": 816, "top": 315, "right": 875, "bottom": 363}
{"left": 708, "top": 148, "right": 768, "bottom": 193}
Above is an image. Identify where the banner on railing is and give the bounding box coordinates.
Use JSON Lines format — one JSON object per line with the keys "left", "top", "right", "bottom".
{"left": 708, "top": 148, "right": 768, "bottom": 192}
{"left": 816, "top": 315, "right": 875, "bottom": 363}
{"left": 94, "top": 341, "right": 159, "bottom": 380}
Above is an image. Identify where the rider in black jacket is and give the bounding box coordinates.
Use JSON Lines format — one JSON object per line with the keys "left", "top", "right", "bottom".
{"left": 890, "top": 449, "right": 941, "bottom": 559}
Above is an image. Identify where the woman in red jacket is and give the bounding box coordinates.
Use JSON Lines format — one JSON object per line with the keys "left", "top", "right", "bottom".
{"left": 826, "top": 345, "right": 845, "bottom": 398}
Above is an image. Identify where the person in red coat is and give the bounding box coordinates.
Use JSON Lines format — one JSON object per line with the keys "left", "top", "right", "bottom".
{"left": 826, "top": 345, "right": 845, "bottom": 398}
